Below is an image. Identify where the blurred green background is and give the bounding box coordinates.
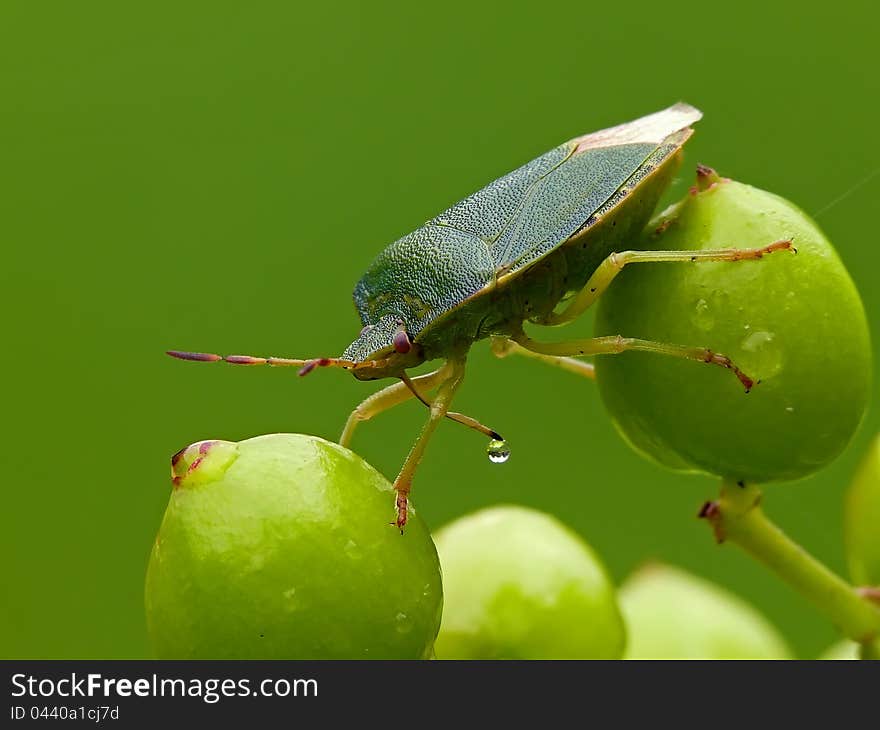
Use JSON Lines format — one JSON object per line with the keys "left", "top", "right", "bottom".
{"left": 2, "top": 1, "right": 877, "bottom": 659}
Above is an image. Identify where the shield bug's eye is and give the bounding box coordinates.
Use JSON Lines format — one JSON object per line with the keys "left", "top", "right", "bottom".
{"left": 393, "top": 329, "right": 411, "bottom": 354}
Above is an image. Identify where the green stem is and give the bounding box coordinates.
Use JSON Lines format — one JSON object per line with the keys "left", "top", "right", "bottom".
{"left": 701, "top": 479, "right": 880, "bottom": 648}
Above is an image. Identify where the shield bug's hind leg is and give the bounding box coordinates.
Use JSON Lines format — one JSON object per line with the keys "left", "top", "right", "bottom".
{"left": 392, "top": 357, "right": 466, "bottom": 532}
{"left": 535, "top": 239, "right": 795, "bottom": 327}
{"left": 491, "top": 336, "right": 596, "bottom": 381}
{"left": 339, "top": 367, "right": 449, "bottom": 448}
{"left": 514, "top": 333, "right": 756, "bottom": 392}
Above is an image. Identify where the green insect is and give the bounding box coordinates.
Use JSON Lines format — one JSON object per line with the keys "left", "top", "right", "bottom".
{"left": 170, "top": 103, "right": 793, "bottom": 530}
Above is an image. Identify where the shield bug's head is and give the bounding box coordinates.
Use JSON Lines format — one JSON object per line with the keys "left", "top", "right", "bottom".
{"left": 341, "top": 315, "right": 425, "bottom": 380}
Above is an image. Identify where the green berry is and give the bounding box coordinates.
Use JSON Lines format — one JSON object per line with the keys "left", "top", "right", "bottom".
{"left": 844, "top": 434, "right": 880, "bottom": 585}
{"left": 619, "top": 563, "right": 791, "bottom": 659}
{"left": 595, "top": 170, "right": 871, "bottom": 483}
{"left": 818, "top": 639, "right": 858, "bottom": 660}
{"left": 433, "top": 505, "right": 624, "bottom": 659}
{"left": 145, "top": 433, "right": 442, "bottom": 659}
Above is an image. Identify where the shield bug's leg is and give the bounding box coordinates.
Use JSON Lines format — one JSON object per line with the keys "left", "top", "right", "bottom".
{"left": 341, "top": 364, "right": 502, "bottom": 448}
{"left": 536, "top": 239, "right": 795, "bottom": 326}
{"left": 491, "top": 336, "right": 596, "bottom": 381}
{"left": 392, "top": 357, "right": 466, "bottom": 532}
{"left": 339, "top": 366, "right": 449, "bottom": 448}
{"left": 399, "top": 371, "right": 504, "bottom": 441}
{"left": 514, "top": 333, "right": 756, "bottom": 392}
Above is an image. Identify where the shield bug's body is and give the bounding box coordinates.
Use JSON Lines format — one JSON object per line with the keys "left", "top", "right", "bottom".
{"left": 170, "top": 103, "right": 793, "bottom": 530}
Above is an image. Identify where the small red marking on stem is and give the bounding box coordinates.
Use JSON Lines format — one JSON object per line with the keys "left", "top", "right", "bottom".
{"left": 198, "top": 440, "right": 217, "bottom": 455}
{"left": 698, "top": 500, "right": 725, "bottom": 543}
{"left": 857, "top": 587, "right": 880, "bottom": 606}
{"left": 698, "top": 501, "right": 719, "bottom": 519}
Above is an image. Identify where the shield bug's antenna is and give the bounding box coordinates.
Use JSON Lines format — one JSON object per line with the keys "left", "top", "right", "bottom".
{"left": 166, "top": 350, "right": 390, "bottom": 377}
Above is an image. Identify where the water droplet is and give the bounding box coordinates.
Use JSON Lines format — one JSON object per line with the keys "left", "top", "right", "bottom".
{"left": 740, "top": 331, "right": 783, "bottom": 380}
{"left": 785, "top": 406, "right": 794, "bottom": 413}
{"left": 282, "top": 587, "right": 298, "bottom": 612}
{"left": 395, "top": 612, "right": 413, "bottom": 633}
{"left": 741, "top": 330, "right": 774, "bottom": 352}
{"left": 487, "top": 439, "right": 510, "bottom": 464}
{"left": 692, "top": 298, "right": 714, "bottom": 331}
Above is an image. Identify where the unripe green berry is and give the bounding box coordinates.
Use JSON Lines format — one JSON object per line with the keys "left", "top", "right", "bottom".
{"left": 818, "top": 639, "right": 858, "bottom": 660}
{"left": 146, "top": 433, "right": 442, "bottom": 659}
{"left": 433, "top": 506, "right": 625, "bottom": 659}
{"left": 619, "top": 563, "right": 791, "bottom": 659}
{"left": 595, "top": 171, "right": 871, "bottom": 483}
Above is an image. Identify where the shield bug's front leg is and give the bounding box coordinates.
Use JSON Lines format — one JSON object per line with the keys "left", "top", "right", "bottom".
{"left": 392, "top": 357, "right": 466, "bottom": 532}
{"left": 514, "top": 333, "right": 756, "bottom": 392}
{"left": 491, "top": 336, "right": 596, "bottom": 381}
{"left": 339, "top": 366, "right": 450, "bottom": 448}
{"left": 341, "top": 363, "right": 503, "bottom": 449}
{"left": 535, "top": 239, "right": 795, "bottom": 327}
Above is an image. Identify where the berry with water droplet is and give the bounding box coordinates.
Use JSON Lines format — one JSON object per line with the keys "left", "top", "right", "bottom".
{"left": 619, "top": 563, "right": 791, "bottom": 659}
{"left": 486, "top": 438, "right": 510, "bottom": 464}
{"left": 595, "top": 168, "right": 871, "bottom": 482}
{"left": 146, "top": 433, "right": 442, "bottom": 659}
{"left": 433, "top": 506, "right": 624, "bottom": 659}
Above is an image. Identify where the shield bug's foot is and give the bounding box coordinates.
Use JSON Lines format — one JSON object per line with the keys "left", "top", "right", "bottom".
{"left": 724, "top": 238, "right": 796, "bottom": 260}
{"left": 700, "top": 349, "right": 755, "bottom": 392}
{"left": 393, "top": 492, "right": 409, "bottom": 533}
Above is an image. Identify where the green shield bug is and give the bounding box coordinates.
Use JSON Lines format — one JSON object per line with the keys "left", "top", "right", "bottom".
{"left": 170, "top": 102, "right": 793, "bottom": 530}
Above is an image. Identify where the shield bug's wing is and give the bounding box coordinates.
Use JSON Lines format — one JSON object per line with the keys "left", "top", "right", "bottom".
{"left": 491, "top": 103, "right": 702, "bottom": 274}
{"left": 490, "top": 142, "right": 652, "bottom": 269}
{"left": 428, "top": 144, "right": 573, "bottom": 243}
{"left": 427, "top": 103, "right": 701, "bottom": 275}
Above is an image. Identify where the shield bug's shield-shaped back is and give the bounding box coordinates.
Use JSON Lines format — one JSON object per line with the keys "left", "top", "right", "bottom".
{"left": 169, "top": 103, "right": 794, "bottom": 530}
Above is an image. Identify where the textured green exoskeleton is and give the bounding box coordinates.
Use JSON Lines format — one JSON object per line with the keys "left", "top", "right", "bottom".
{"left": 169, "top": 103, "right": 794, "bottom": 530}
